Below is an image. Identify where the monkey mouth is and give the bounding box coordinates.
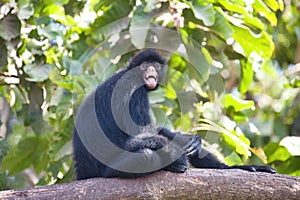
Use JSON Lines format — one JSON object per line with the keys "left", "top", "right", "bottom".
{"left": 144, "top": 74, "right": 158, "bottom": 89}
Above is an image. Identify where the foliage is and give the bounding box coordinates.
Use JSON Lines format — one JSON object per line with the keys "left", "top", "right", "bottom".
{"left": 0, "top": 0, "right": 299, "bottom": 189}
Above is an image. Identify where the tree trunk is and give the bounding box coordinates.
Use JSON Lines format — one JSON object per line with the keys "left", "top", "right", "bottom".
{"left": 0, "top": 169, "right": 299, "bottom": 200}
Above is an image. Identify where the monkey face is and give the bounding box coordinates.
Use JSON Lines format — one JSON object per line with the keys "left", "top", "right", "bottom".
{"left": 140, "top": 62, "right": 162, "bottom": 89}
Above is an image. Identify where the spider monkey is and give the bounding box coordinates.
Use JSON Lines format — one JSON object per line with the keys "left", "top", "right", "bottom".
{"left": 73, "top": 49, "right": 276, "bottom": 180}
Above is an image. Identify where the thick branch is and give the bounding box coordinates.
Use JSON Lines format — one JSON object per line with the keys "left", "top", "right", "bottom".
{"left": 0, "top": 169, "right": 299, "bottom": 200}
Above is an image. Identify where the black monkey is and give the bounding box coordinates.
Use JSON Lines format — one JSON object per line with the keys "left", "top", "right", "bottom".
{"left": 73, "top": 49, "right": 276, "bottom": 180}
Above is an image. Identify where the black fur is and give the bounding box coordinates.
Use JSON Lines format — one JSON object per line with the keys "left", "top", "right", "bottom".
{"left": 73, "top": 49, "right": 276, "bottom": 180}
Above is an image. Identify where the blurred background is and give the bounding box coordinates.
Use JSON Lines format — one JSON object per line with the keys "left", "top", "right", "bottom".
{"left": 0, "top": 0, "right": 299, "bottom": 189}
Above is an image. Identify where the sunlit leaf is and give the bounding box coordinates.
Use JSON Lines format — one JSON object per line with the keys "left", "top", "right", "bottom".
{"left": 263, "top": 0, "right": 280, "bottom": 11}
{"left": 168, "top": 53, "right": 187, "bottom": 72}
{"left": 164, "top": 83, "right": 177, "bottom": 100}
{"left": 222, "top": 94, "right": 254, "bottom": 111}
{"left": 239, "top": 59, "right": 253, "bottom": 94}
{"left": 233, "top": 26, "right": 274, "bottom": 59}
{"left": 194, "top": 119, "right": 251, "bottom": 157}
{"left": 42, "top": 4, "right": 65, "bottom": 16}
{"left": 243, "top": 15, "right": 265, "bottom": 31}
{"left": 217, "top": 0, "right": 247, "bottom": 15}
{"left": 253, "top": 0, "right": 277, "bottom": 26}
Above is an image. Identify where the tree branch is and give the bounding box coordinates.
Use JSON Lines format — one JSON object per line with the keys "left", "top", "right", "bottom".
{"left": 0, "top": 169, "right": 299, "bottom": 200}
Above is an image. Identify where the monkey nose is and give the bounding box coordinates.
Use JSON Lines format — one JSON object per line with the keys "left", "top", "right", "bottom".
{"left": 148, "top": 66, "right": 155, "bottom": 71}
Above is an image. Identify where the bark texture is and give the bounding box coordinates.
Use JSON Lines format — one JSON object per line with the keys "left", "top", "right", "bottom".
{"left": 0, "top": 169, "right": 299, "bottom": 200}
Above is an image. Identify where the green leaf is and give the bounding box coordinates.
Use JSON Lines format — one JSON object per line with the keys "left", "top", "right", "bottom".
{"left": 49, "top": 87, "right": 65, "bottom": 106}
{"left": 243, "top": 16, "right": 265, "bottom": 31}
{"left": 35, "top": 16, "right": 51, "bottom": 25}
{"left": 191, "top": 0, "right": 215, "bottom": 26}
{"left": 239, "top": 59, "right": 253, "bottom": 94}
{"left": 52, "top": 79, "right": 74, "bottom": 91}
{"left": 54, "top": 140, "right": 72, "bottom": 161}
{"left": 177, "top": 91, "right": 198, "bottom": 114}
{"left": 42, "top": 4, "right": 65, "bottom": 16}
{"left": 37, "top": 22, "right": 64, "bottom": 40}
{"left": 208, "top": 74, "right": 225, "bottom": 95}
{"left": 233, "top": 26, "right": 274, "bottom": 59}
{"left": 168, "top": 53, "right": 187, "bottom": 72}
{"left": 276, "top": 157, "right": 300, "bottom": 176}
{"left": 145, "top": 0, "right": 158, "bottom": 12}
{"left": 164, "top": 83, "right": 177, "bottom": 100}
{"left": 253, "top": 0, "right": 277, "bottom": 26}
{"left": 168, "top": 68, "right": 184, "bottom": 91}
{"left": 145, "top": 27, "right": 181, "bottom": 51}
{"left": 0, "top": 139, "right": 10, "bottom": 161}
{"left": 0, "top": 14, "right": 21, "bottom": 41}
{"left": 2, "top": 136, "right": 49, "bottom": 175}
{"left": 0, "top": 38, "right": 8, "bottom": 70}
{"left": 264, "top": 142, "right": 291, "bottom": 163}
{"left": 217, "top": 0, "right": 247, "bottom": 15}
{"left": 28, "top": 84, "right": 44, "bottom": 134}
{"left": 196, "top": 119, "right": 251, "bottom": 157}
{"left": 280, "top": 136, "right": 300, "bottom": 156}
{"left": 180, "top": 113, "right": 192, "bottom": 132}
{"left": 24, "top": 63, "right": 52, "bottom": 82}
{"left": 91, "top": 0, "right": 132, "bottom": 37}
{"left": 55, "top": 92, "right": 73, "bottom": 116}
{"left": 210, "top": 11, "right": 233, "bottom": 40}
{"left": 129, "top": 5, "right": 154, "bottom": 48}
{"left": 151, "top": 107, "right": 173, "bottom": 128}
{"left": 64, "top": 0, "right": 87, "bottom": 16}
{"left": 216, "top": 2, "right": 265, "bottom": 31}
{"left": 92, "top": 0, "right": 117, "bottom": 11}
{"left": 18, "top": 3, "right": 34, "bottom": 20}
{"left": 222, "top": 132, "right": 250, "bottom": 156}
{"left": 7, "top": 125, "right": 30, "bottom": 147}
{"left": 222, "top": 94, "right": 254, "bottom": 111}
{"left": 224, "top": 151, "right": 243, "bottom": 165}
{"left": 149, "top": 88, "right": 166, "bottom": 104}
{"left": 263, "top": 0, "right": 281, "bottom": 11}
{"left": 185, "top": 45, "right": 211, "bottom": 85}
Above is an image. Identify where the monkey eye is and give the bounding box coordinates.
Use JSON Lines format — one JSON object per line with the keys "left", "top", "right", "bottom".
{"left": 154, "top": 63, "right": 161, "bottom": 71}
{"left": 140, "top": 63, "right": 148, "bottom": 70}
